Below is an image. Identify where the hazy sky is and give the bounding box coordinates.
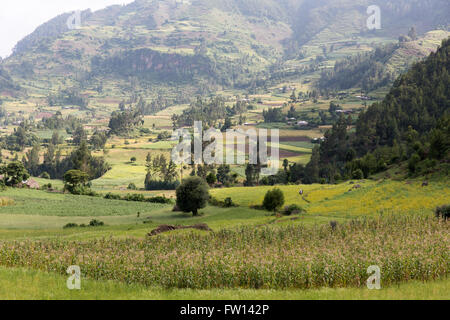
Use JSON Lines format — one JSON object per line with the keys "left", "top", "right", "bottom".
{"left": 0, "top": 0, "right": 135, "bottom": 58}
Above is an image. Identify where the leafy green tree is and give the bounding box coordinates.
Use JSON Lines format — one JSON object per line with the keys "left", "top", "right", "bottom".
{"left": 64, "top": 170, "right": 90, "bottom": 194}
{"left": 408, "top": 154, "right": 421, "bottom": 174}
{"left": 1, "top": 162, "right": 30, "bottom": 186}
{"left": 217, "top": 164, "right": 232, "bottom": 185}
{"left": 352, "top": 169, "right": 364, "bottom": 180}
{"left": 72, "top": 125, "right": 87, "bottom": 145}
{"left": 429, "top": 128, "right": 448, "bottom": 160}
{"left": 90, "top": 130, "right": 108, "bottom": 150}
{"left": 245, "top": 164, "right": 260, "bottom": 186}
{"left": 263, "top": 188, "right": 285, "bottom": 212}
{"left": 23, "top": 143, "right": 41, "bottom": 176}
{"left": 51, "top": 131, "right": 63, "bottom": 145}
{"left": 206, "top": 172, "right": 217, "bottom": 186}
{"left": 221, "top": 117, "right": 233, "bottom": 132}
{"left": 176, "top": 176, "right": 210, "bottom": 216}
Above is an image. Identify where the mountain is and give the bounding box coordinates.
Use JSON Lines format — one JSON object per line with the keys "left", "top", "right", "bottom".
{"left": 1, "top": 0, "right": 449, "bottom": 103}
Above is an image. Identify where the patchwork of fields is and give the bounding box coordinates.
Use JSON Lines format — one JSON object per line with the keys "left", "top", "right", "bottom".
{"left": 0, "top": 177, "right": 447, "bottom": 298}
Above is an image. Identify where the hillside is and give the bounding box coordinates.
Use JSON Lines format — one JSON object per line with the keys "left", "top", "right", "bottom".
{"left": 305, "top": 37, "right": 450, "bottom": 183}
{"left": 1, "top": 0, "right": 449, "bottom": 106}
{"left": 317, "top": 30, "right": 450, "bottom": 92}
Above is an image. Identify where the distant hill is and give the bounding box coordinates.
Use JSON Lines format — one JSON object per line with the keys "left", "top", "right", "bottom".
{"left": 1, "top": 0, "right": 449, "bottom": 102}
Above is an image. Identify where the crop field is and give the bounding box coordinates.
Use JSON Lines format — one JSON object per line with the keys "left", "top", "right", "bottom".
{"left": 0, "top": 176, "right": 447, "bottom": 299}
{"left": 0, "top": 215, "right": 447, "bottom": 291}
{"left": 211, "top": 180, "right": 450, "bottom": 217}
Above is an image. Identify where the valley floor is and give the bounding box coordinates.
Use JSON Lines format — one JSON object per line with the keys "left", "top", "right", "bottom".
{"left": 0, "top": 267, "right": 447, "bottom": 300}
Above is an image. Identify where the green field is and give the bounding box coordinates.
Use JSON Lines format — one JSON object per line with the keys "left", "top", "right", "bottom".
{"left": 0, "top": 178, "right": 448, "bottom": 299}
{"left": 1, "top": 267, "right": 448, "bottom": 300}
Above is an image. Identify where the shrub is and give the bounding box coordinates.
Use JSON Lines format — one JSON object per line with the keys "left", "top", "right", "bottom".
{"left": 89, "top": 219, "right": 105, "bottom": 227}
{"left": 147, "top": 196, "right": 172, "bottom": 204}
{"left": 352, "top": 169, "right": 364, "bottom": 180}
{"left": 209, "top": 197, "right": 237, "bottom": 208}
{"left": 63, "top": 223, "right": 79, "bottom": 229}
{"left": 435, "top": 205, "right": 450, "bottom": 220}
{"left": 176, "top": 176, "right": 210, "bottom": 216}
{"left": 283, "top": 204, "right": 306, "bottom": 216}
{"left": 104, "top": 192, "right": 121, "bottom": 200}
{"left": 125, "top": 194, "right": 145, "bottom": 202}
{"left": 263, "top": 188, "right": 285, "bottom": 212}
{"left": 127, "top": 183, "right": 137, "bottom": 190}
{"left": 223, "top": 197, "right": 236, "bottom": 208}
{"left": 206, "top": 172, "right": 217, "bottom": 186}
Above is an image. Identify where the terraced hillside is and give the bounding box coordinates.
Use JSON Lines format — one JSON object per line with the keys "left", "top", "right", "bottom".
{"left": 1, "top": 0, "right": 449, "bottom": 104}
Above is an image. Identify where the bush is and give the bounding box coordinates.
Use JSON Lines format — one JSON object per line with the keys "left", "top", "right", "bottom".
{"left": 352, "top": 169, "right": 364, "bottom": 180}
{"left": 206, "top": 172, "right": 217, "bottom": 186}
{"left": 146, "top": 196, "right": 172, "bottom": 204}
{"left": 63, "top": 223, "right": 78, "bottom": 229}
{"left": 209, "top": 196, "right": 237, "bottom": 208}
{"left": 283, "top": 204, "right": 306, "bottom": 216}
{"left": 89, "top": 219, "right": 105, "bottom": 227}
{"left": 128, "top": 183, "right": 137, "bottom": 190}
{"left": 435, "top": 205, "right": 450, "bottom": 220}
{"left": 104, "top": 192, "right": 121, "bottom": 200}
{"left": 223, "top": 197, "right": 235, "bottom": 208}
{"left": 125, "top": 194, "right": 145, "bottom": 202}
{"left": 263, "top": 188, "right": 285, "bottom": 212}
{"left": 103, "top": 192, "right": 172, "bottom": 204}
{"left": 176, "top": 176, "right": 210, "bottom": 216}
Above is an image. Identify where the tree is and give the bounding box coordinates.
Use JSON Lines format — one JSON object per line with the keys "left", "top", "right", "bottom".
{"left": 244, "top": 163, "right": 260, "bottom": 186}
{"left": 130, "top": 157, "right": 137, "bottom": 163}
{"left": 262, "top": 188, "right": 285, "bottom": 213}
{"left": 90, "top": 130, "right": 107, "bottom": 150}
{"left": 51, "top": 131, "right": 63, "bottom": 145}
{"left": 206, "top": 172, "right": 217, "bottom": 186}
{"left": 176, "top": 176, "right": 210, "bottom": 216}
{"left": 72, "top": 125, "right": 87, "bottom": 145}
{"left": 64, "top": 170, "right": 89, "bottom": 194}
{"left": 23, "top": 143, "right": 41, "bottom": 176}
{"left": 1, "top": 162, "right": 30, "bottom": 186}
{"left": 290, "top": 89, "right": 297, "bottom": 103}
{"left": 352, "top": 169, "right": 364, "bottom": 180}
{"left": 217, "top": 165, "right": 230, "bottom": 185}
{"left": 221, "top": 117, "right": 233, "bottom": 132}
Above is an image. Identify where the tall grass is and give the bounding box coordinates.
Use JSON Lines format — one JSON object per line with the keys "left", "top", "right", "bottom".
{"left": 0, "top": 215, "right": 447, "bottom": 290}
